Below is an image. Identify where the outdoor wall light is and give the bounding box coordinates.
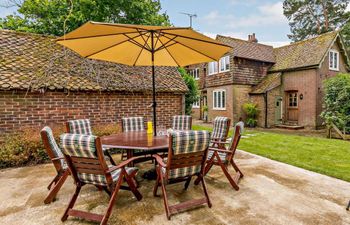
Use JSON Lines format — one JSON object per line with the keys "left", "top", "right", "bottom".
{"left": 300, "top": 94, "right": 304, "bottom": 100}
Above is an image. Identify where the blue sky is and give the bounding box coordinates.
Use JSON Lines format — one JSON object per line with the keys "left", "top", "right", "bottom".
{"left": 1, "top": 1, "right": 349, "bottom": 47}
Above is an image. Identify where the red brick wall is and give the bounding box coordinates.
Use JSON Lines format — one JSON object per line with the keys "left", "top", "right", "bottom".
{"left": 0, "top": 91, "right": 184, "bottom": 134}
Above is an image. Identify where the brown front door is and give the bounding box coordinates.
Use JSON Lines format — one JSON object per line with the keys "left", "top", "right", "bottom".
{"left": 286, "top": 91, "right": 298, "bottom": 122}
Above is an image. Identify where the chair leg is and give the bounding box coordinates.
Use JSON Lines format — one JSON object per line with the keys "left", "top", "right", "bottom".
{"left": 194, "top": 162, "right": 213, "bottom": 185}
{"left": 47, "top": 174, "right": 60, "bottom": 190}
{"left": 101, "top": 173, "right": 124, "bottom": 225}
{"left": 153, "top": 167, "right": 161, "bottom": 197}
{"left": 44, "top": 170, "right": 69, "bottom": 204}
{"left": 159, "top": 172, "right": 171, "bottom": 220}
{"left": 124, "top": 171, "right": 143, "bottom": 201}
{"left": 184, "top": 176, "right": 192, "bottom": 190}
{"left": 105, "top": 151, "right": 116, "bottom": 166}
{"left": 61, "top": 184, "right": 81, "bottom": 222}
{"left": 200, "top": 175, "right": 212, "bottom": 208}
{"left": 347, "top": 200, "right": 350, "bottom": 210}
{"left": 230, "top": 159, "right": 244, "bottom": 178}
{"left": 220, "top": 164, "right": 239, "bottom": 191}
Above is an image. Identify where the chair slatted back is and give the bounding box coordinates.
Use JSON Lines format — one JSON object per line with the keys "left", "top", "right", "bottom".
{"left": 40, "top": 126, "right": 66, "bottom": 172}
{"left": 166, "top": 130, "right": 211, "bottom": 179}
{"left": 122, "top": 117, "right": 145, "bottom": 132}
{"left": 66, "top": 119, "right": 92, "bottom": 135}
{"left": 212, "top": 117, "right": 231, "bottom": 141}
{"left": 172, "top": 115, "right": 192, "bottom": 130}
{"left": 60, "top": 133, "right": 111, "bottom": 186}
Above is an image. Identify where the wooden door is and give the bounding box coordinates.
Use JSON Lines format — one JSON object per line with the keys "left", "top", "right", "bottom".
{"left": 286, "top": 91, "right": 298, "bottom": 122}
{"left": 274, "top": 96, "right": 283, "bottom": 125}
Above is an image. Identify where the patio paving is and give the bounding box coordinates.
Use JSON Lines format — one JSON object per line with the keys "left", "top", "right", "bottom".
{"left": 0, "top": 150, "right": 349, "bottom": 225}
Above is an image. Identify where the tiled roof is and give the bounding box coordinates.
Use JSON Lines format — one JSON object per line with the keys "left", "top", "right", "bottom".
{"left": 216, "top": 35, "right": 275, "bottom": 63}
{"left": 270, "top": 31, "right": 338, "bottom": 72}
{"left": 0, "top": 29, "right": 188, "bottom": 93}
{"left": 250, "top": 72, "right": 281, "bottom": 94}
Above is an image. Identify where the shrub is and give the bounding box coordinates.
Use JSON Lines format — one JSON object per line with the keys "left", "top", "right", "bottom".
{"left": 0, "top": 123, "right": 121, "bottom": 169}
{"left": 243, "top": 102, "right": 259, "bottom": 127}
{"left": 321, "top": 73, "right": 350, "bottom": 133}
{"left": 178, "top": 67, "right": 199, "bottom": 115}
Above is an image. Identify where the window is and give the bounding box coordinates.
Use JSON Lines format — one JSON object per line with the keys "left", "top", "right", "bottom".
{"left": 192, "top": 99, "right": 200, "bottom": 108}
{"left": 219, "top": 55, "right": 230, "bottom": 72}
{"left": 288, "top": 92, "right": 298, "bottom": 108}
{"left": 329, "top": 50, "right": 339, "bottom": 71}
{"left": 189, "top": 68, "right": 200, "bottom": 80}
{"left": 208, "top": 61, "right": 218, "bottom": 75}
{"left": 213, "top": 90, "right": 226, "bottom": 110}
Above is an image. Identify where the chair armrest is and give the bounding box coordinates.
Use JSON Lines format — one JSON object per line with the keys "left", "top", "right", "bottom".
{"left": 211, "top": 140, "right": 230, "bottom": 145}
{"left": 108, "top": 156, "right": 143, "bottom": 172}
{"left": 152, "top": 154, "right": 167, "bottom": 168}
{"left": 52, "top": 157, "right": 65, "bottom": 161}
{"left": 208, "top": 147, "right": 232, "bottom": 154}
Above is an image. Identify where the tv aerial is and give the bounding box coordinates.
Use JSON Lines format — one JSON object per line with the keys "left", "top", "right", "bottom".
{"left": 180, "top": 12, "right": 197, "bottom": 28}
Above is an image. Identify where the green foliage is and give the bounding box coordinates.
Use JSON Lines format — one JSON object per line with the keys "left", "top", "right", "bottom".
{"left": 0, "top": 124, "right": 121, "bottom": 168}
{"left": 243, "top": 102, "right": 259, "bottom": 127}
{"left": 0, "top": 0, "right": 170, "bottom": 36}
{"left": 283, "top": 0, "right": 350, "bottom": 42}
{"left": 178, "top": 67, "right": 199, "bottom": 115}
{"left": 321, "top": 73, "right": 350, "bottom": 133}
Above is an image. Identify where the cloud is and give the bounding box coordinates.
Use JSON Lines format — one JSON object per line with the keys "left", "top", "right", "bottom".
{"left": 203, "top": 31, "right": 246, "bottom": 40}
{"left": 228, "top": 2, "right": 287, "bottom": 28}
{"left": 346, "top": 4, "right": 350, "bottom": 12}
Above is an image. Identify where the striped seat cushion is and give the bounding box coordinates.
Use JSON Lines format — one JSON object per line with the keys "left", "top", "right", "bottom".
{"left": 166, "top": 130, "right": 210, "bottom": 179}
{"left": 122, "top": 117, "right": 145, "bottom": 132}
{"left": 78, "top": 166, "right": 138, "bottom": 186}
{"left": 60, "top": 133, "right": 97, "bottom": 158}
{"left": 212, "top": 117, "right": 230, "bottom": 141}
{"left": 67, "top": 119, "right": 92, "bottom": 135}
{"left": 172, "top": 115, "right": 192, "bottom": 130}
{"left": 207, "top": 150, "right": 227, "bottom": 162}
{"left": 41, "top": 126, "right": 67, "bottom": 169}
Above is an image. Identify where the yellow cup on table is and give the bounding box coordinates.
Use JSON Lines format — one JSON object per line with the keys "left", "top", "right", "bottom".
{"left": 147, "top": 121, "right": 153, "bottom": 135}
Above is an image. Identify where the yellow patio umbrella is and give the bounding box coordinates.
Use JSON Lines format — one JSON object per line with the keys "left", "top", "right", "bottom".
{"left": 57, "top": 21, "right": 231, "bottom": 135}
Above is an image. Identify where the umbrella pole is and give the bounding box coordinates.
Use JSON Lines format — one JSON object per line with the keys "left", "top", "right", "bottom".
{"left": 151, "top": 32, "right": 157, "bottom": 136}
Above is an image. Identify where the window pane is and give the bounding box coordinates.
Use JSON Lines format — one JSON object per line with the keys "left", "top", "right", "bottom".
{"left": 218, "top": 91, "right": 221, "bottom": 108}
{"left": 334, "top": 52, "right": 338, "bottom": 69}
{"left": 225, "top": 56, "right": 230, "bottom": 70}
{"left": 222, "top": 91, "right": 225, "bottom": 108}
{"left": 214, "top": 92, "right": 217, "bottom": 108}
{"left": 329, "top": 52, "right": 334, "bottom": 68}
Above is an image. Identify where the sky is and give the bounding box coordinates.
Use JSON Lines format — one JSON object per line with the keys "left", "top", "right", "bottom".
{"left": 1, "top": 0, "right": 349, "bottom": 47}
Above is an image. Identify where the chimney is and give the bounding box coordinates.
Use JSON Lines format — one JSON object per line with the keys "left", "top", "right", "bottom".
{"left": 248, "top": 33, "right": 258, "bottom": 43}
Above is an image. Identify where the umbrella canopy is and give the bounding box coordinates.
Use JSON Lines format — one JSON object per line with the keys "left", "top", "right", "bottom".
{"left": 57, "top": 21, "right": 231, "bottom": 135}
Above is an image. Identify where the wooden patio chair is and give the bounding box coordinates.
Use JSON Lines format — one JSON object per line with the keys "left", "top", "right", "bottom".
{"left": 40, "top": 126, "right": 70, "bottom": 204}
{"left": 211, "top": 116, "right": 231, "bottom": 148}
{"left": 60, "top": 133, "right": 142, "bottom": 225}
{"left": 153, "top": 130, "right": 212, "bottom": 220}
{"left": 194, "top": 124, "right": 244, "bottom": 190}
{"left": 172, "top": 115, "right": 192, "bottom": 130}
{"left": 121, "top": 116, "right": 153, "bottom": 163}
{"left": 66, "top": 119, "right": 116, "bottom": 166}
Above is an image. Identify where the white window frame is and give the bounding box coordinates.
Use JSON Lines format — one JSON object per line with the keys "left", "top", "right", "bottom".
{"left": 329, "top": 50, "right": 339, "bottom": 71}
{"left": 208, "top": 61, "right": 218, "bottom": 75}
{"left": 191, "top": 68, "right": 200, "bottom": 80}
{"left": 192, "top": 99, "right": 200, "bottom": 108}
{"left": 219, "top": 55, "right": 230, "bottom": 72}
{"left": 212, "top": 89, "right": 226, "bottom": 110}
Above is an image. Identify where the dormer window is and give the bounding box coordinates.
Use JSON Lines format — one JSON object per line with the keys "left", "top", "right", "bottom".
{"left": 329, "top": 50, "right": 339, "bottom": 71}
{"left": 189, "top": 68, "right": 200, "bottom": 80}
{"left": 208, "top": 61, "right": 218, "bottom": 75}
{"left": 219, "top": 55, "right": 230, "bottom": 72}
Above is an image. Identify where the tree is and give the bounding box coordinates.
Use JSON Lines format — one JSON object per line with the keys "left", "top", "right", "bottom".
{"left": 0, "top": 0, "right": 170, "bottom": 36}
{"left": 321, "top": 73, "right": 350, "bottom": 134}
{"left": 283, "top": 0, "right": 350, "bottom": 41}
{"left": 178, "top": 67, "right": 199, "bottom": 115}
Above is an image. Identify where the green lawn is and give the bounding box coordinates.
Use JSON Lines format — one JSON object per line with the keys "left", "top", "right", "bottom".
{"left": 193, "top": 125, "right": 350, "bottom": 182}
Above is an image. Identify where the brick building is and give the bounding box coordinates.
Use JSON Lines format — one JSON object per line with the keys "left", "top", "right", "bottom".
{"left": 0, "top": 30, "right": 187, "bottom": 135}
{"left": 189, "top": 31, "right": 350, "bottom": 129}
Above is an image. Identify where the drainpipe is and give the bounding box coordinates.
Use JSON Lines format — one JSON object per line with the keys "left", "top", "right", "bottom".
{"left": 263, "top": 91, "right": 268, "bottom": 128}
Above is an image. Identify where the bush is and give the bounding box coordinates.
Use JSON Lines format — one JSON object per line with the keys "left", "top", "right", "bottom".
{"left": 178, "top": 67, "right": 199, "bottom": 115}
{"left": 321, "top": 73, "right": 350, "bottom": 133}
{"left": 243, "top": 102, "right": 259, "bottom": 127}
{"left": 0, "top": 123, "right": 121, "bottom": 169}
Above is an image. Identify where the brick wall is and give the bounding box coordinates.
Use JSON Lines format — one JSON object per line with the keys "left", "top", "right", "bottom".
{"left": 0, "top": 90, "right": 184, "bottom": 135}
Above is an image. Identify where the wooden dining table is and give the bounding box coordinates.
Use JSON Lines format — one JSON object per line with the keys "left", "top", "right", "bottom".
{"left": 100, "top": 131, "right": 169, "bottom": 166}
